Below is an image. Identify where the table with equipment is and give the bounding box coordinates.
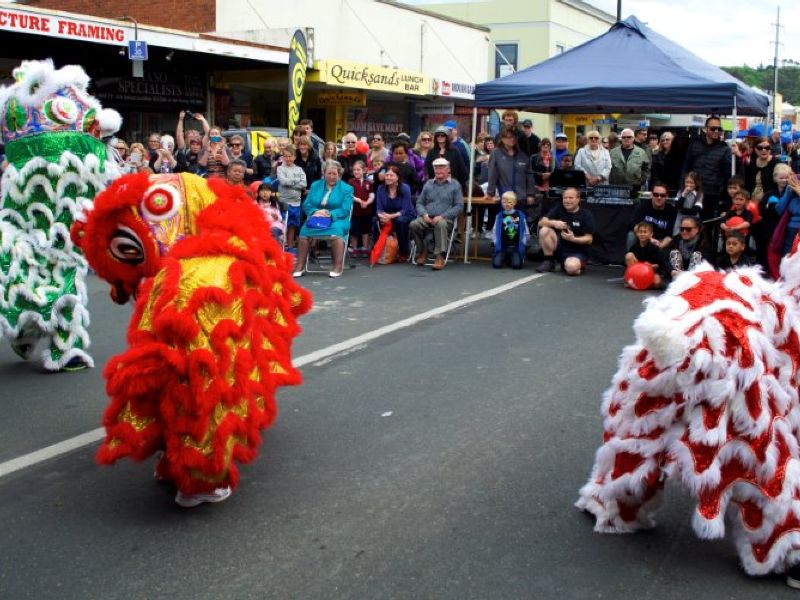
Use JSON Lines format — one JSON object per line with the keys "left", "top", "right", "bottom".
{"left": 543, "top": 183, "right": 637, "bottom": 265}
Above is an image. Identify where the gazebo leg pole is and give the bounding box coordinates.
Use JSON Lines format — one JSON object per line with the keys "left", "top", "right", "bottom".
{"left": 465, "top": 106, "right": 478, "bottom": 263}
{"left": 732, "top": 95, "right": 737, "bottom": 176}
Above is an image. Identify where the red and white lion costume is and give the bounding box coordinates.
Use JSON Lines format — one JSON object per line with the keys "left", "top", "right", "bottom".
{"left": 71, "top": 172, "right": 311, "bottom": 500}
{"left": 577, "top": 242, "right": 800, "bottom": 575}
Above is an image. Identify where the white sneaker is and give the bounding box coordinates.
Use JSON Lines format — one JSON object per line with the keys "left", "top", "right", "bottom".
{"left": 292, "top": 270, "right": 304, "bottom": 278}
{"left": 482, "top": 231, "right": 493, "bottom": 240}
{"left": 329, "top": 270, "right": 343, "bottom": 278}
{"left": 175, "top": 486, "right": 232, "bottom": 508}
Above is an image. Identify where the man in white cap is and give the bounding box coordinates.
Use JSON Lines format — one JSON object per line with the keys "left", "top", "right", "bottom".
{"left": 410, "top": 157, "right": 463, "bottom": 270}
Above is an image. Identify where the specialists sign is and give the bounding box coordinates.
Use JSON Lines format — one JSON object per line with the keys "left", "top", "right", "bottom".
{"left": 0, "top": 7, "right": 127, "bottom": 45}
{"left": 312, "top": 60, "right": 429, "bottom": 96}
{"left": 93, "top": 70, "right": 205, "bottom": 108}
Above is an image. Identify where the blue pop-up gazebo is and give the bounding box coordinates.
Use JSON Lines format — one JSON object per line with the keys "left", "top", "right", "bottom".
{"left": 474, "top": 15, "right": 769, "bottom": 116}
{"left": 462, "top": 16, "right": 769, "bottom": 262}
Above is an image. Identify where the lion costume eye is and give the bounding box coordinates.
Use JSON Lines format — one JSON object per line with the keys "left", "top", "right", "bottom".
{"left": 44, "top": 97, "right": 79, "bottom": 124}
{"left": 109, "top": 226, "right": 144, "bottom": 264}
{"left": 140, "top": 183, "right": 181, "bottom": 222}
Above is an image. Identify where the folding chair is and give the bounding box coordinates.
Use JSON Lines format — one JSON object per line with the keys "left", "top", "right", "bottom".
{"left": 304, "top": 204, "right": 354, "bottom": 274}
{"left": 410, "top": 219, "right": 459, "bottom": 266}
{"left": 280, "top": 210, "right": 289, "bottom": 252}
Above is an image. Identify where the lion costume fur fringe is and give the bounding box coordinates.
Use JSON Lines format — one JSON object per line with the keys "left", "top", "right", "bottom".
{"left": 72, "top": 172, "right": 311, "bottom": 494}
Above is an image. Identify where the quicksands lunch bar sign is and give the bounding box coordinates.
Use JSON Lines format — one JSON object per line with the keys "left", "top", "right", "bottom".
{"left": 312, "top": 60, "right": 429, "bottom": 96}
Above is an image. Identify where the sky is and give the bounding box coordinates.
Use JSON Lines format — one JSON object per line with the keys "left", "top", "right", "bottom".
{"left": 404, "top": 0, "right": 800, "bottom": 68}
{"left": 588, "top": 0, "right": 799, "bottom": 67}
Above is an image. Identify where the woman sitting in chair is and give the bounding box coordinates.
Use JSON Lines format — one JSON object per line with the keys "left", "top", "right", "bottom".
{"left": 374, "top": 166, "right": 416, "bottom": 262}
{"left": 293, "top": 160, "right": 354, "bottom": 278}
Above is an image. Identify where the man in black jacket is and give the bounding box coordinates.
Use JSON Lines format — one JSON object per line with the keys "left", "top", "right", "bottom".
{"left": 518, "top": 119, "right": 540, "bottom": 158}
{"left": 682, "top": 116, "right": 732, "bottom": 220}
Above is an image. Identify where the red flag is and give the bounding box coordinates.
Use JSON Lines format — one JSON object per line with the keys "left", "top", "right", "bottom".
{"left": 370, "top": 222, "right": 394, "bottom": 266}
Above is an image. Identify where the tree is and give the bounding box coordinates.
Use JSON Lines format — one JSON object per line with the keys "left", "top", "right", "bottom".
{"left": 721, "top": 65, "right": 800, "bottom": 106}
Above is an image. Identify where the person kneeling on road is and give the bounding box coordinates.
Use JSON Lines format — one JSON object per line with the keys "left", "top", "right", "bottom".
{"left": 491, "top": 191, "right": 529, "bottom": 269}
{"left": 410, "top": 157, "right": 463, "bottom": 270}
{"left": 536, "top": 187, "right": 594, "bottom": 276}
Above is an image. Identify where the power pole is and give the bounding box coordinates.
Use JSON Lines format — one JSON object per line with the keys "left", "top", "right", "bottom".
{"left": 771, "top": 6, "right": 781, "bottom": 129}
{"left": 616, "top": 0, "right": 622, "bottom": 22}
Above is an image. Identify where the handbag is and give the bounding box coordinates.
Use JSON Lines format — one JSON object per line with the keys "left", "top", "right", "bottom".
{"left": 306, "top": 187, "right": 333, "bottom": 229}
{"left": 378, "top": 234, "right": 399, "bottom": 265}
{"left": 306, "top": 215, "right": 332, "bottom": 229}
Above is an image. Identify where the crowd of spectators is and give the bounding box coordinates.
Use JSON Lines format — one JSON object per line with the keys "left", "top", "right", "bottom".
{"left": 15, "top": 108, "right": 796, "bottom": 283}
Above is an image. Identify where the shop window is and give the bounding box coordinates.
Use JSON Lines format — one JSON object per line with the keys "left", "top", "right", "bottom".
{"left": 495, "top": 43, "right": 518, "bottom": 78}
{"left": 346, "top": 104, "right": 407, "bottom": 142}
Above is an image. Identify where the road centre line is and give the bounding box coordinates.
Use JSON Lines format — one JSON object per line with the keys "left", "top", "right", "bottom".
{"left": 0, "top": 272, "right": 545, "bottom": 479}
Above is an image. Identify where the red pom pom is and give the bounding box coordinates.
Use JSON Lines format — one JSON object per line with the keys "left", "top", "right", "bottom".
{"left": 625, "top": 262, "right": 655, "bottom": 290}
{"left": 355, "top": 140, "right": 370, "bottom": 155}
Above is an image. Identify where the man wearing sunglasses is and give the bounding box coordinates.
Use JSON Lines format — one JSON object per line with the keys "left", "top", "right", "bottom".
{"left": 682, "top": 115, "right": 732, "bottom": 222}
{"left": 627, "top": 182, "right": 677, "bottom": 250}
{"left": 609, "top": 128, "right": 650, "bottom": 193}
{"left": 337, "top": 133, "right": 367, "bottom": 182}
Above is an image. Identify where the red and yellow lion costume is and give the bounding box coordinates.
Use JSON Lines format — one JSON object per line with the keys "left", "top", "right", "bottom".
{"left": 71, "top": 172, "right": 311, "bottom": 495}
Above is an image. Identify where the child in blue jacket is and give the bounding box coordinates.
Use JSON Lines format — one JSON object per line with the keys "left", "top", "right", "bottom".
{"left": 491, "top": 191, "right": 529, "bottom": 269}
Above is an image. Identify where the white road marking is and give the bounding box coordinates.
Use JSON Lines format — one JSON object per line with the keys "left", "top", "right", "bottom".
{"left": 0, "top": 273, "right": 544, "bottom": 480}
{"left": 0, "top": 428, "right": 105, "bottom": 478}
{"left": 294, "top": 273, "right": 545, "bottom": 367}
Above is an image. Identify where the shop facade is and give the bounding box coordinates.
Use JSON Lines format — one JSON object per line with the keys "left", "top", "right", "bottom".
{"left": 213, "top": 0, "right": 490, "bottom": 144}
{"left": 0, "top": 3, "right": 289, "bottom": 141}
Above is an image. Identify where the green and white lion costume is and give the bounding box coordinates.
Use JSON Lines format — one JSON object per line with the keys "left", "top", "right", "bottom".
{"left": 0, "top": 60, "right": 121, "bottom": 371}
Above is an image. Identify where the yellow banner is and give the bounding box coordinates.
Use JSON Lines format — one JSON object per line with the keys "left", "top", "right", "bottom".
{"left": 249, "top": 131, "right": 275, "bottom": 157}
{"left": 313, "top": 91, "right": 367, "bottom": 107}
{"left": 562, "top": 114, "right": 606, "bottom": 125}
{"left": 313, "top": 60, "right": 429, "bottom": 96}
{"left": 287, "top": 30, "right": 308, "bottom": 134}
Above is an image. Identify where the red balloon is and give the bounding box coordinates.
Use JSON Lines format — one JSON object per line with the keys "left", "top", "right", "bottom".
{"left": 747, "top": 201, "right": 761, "bottom": 224}
{"left": 625, "top": 262, "right": 655, "bottom": 290}
{"left": 355, "top": 140, "right": 370, "bottom": 155}
{"left": 725, "top": 215, "right": 748, "bottom": 236}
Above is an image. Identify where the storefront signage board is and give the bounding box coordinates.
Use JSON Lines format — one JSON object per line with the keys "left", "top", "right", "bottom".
{"left": 312, "top": 60, "right": 428, "bottom": 96}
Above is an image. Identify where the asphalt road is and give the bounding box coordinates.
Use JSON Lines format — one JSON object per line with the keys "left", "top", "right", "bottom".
{"left": 0, "top": 260, "right": 796, "bottom": 599}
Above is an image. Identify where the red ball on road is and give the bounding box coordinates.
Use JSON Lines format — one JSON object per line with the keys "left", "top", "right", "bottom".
{"left": 625, "top": 262, "right": 655, "bottom": 291}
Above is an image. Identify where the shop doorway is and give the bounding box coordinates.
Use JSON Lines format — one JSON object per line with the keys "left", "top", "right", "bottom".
{"left": 306, "top": 109, "right": 327, "bottom": 141}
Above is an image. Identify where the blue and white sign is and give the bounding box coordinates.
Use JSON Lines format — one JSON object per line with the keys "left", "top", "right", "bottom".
{"left": 128, "top": 40, "right": 148, "bottom": 61}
